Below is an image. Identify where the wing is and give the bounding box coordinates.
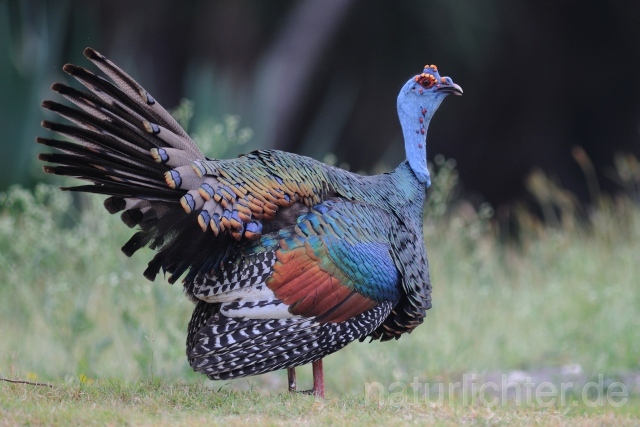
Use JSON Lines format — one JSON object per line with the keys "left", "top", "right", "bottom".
{"left": 190, "top": 199, "right": 402, "bottom": 321}
{"left": 175, "top": 150, "right": 335, "bottom": 239}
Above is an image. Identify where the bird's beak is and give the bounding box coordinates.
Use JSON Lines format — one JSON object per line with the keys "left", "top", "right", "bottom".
{"left": 436, "top": 83, "right": 463, "bottom": 96}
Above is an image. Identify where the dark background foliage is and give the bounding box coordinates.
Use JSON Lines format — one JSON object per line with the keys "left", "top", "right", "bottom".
{"left": 2, "top": 0, "right": 639, "bottom": 208}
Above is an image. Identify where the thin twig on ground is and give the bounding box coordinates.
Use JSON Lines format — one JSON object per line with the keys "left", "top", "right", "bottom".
{"left": 0, "top": 378, "right": 53, "bottom": 388}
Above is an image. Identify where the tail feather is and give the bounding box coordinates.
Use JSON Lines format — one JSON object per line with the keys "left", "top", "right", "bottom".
{"left": 38, "top": 152, "right": 161, "bottom": 184}
{"left": 82, "top": 47, "right": 198, "bottom": 152}
{"left": 41, "top": 120, "right": 155, "bottom": 164}
{"left": 36, "top": 137, "right": 163, "bottom": 175}
{"left": 142, "top": 121, "right": 202, "bottom": 159}
{"left": 60, "top": 63, "right": 162, "bottom": 136}
{"left": 50, "top": 82, "right": 139, "bottom": 126}
{"left": 44, "top": 164, "right": 164, "bottom": 193}
{"left": 42, "top": 100, "right": 157, "bottom": 153}
{"left": 56, "top": 184, "right": 181, "bottom": 203}
{"left": 38, "top": 48, "right": 224, "bottom": 283}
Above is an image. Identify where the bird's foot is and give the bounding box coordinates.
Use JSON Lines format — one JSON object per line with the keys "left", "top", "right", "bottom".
{"left": 296, "top": 388, "right": 322, "bottom": 397}
{"left": 289, "top": 387, "right": 324, "bottom": 398}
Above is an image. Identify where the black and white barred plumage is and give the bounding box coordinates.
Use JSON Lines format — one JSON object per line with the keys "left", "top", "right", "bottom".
{"left": 188, "top": 300, "right": 393, "bottom": 380}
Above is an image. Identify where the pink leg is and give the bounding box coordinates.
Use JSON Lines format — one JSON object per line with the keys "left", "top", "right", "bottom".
{"left": 312, "top": 359, "right": 325, "bottom": 398}
{"left": 286, "top": 360, "right": 325, "bottom": 398}
{"left": 287, "top": 367, "right": 297, "bottom": 392}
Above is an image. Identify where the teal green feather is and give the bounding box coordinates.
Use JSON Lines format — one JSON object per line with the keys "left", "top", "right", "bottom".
{"left": 252, "top": 200, "right": 403, "bottom": 304}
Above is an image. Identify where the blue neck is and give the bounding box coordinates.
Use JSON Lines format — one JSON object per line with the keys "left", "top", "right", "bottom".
{"left": 396, "top": 67, "right": 460, "bottom": 188}
{"left": 398, "top": 101, "right": 432, "bottom": 188}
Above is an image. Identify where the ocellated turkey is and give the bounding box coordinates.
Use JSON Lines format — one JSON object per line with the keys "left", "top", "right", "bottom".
{"left": 38, "top": 48, "right": 462, "bottom": 397}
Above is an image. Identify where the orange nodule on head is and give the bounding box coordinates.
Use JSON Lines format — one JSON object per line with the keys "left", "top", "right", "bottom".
{"left": 414, "top": 72, "right": 437, "bottom": 89}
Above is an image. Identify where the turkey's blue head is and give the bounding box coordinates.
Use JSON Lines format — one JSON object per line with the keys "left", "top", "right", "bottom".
{"left": 397, "top": 65, "right": 462, "bottom": 187}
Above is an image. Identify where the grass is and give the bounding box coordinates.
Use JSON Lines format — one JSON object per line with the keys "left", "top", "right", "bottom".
{"left": 1, "top": 153, "right": 639, "bottom": 424}
{"left": 1, "top": 379, "right": 639, "bottom": 426}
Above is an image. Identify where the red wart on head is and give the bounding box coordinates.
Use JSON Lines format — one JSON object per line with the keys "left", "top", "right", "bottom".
{"left": 414, "top": 72, "right": 437, "bottom": 89}
{"left": 412, "top": 64, "right": 462, "bottom": 95}
{"left": 413, "top": 65, "right": 441, "bottom": 89}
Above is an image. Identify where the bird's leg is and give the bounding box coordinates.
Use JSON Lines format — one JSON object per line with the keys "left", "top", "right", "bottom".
{"left": 287, "top": 367, "right": 297, "bottom": 392}
{"left": 312, "top": 359, "right": 325, "bottom": 398}
{"left": 287, "top": 360, "right": 325, "bottom": 398}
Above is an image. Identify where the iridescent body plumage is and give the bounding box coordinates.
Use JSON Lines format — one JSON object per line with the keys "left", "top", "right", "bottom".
{"left": 38, "top": 48, "right": 461, "bottom": 397}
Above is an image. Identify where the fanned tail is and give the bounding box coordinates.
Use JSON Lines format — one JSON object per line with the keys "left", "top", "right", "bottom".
{"left": 38, "top": 47, "right": 224, "bottom": 283}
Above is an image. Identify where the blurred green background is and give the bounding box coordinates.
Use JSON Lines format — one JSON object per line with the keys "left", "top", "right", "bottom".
{"left": 0, "top": 0, "right": 639, "bottom": 398}
{"left": 3, "top": 0, "right": 640, "bottom": 206}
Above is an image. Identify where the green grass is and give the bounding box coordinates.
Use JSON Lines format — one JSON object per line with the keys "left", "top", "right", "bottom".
{"left": 1, "top": 379, "right": 639, "bottom": 426}
{"left": 1, "top": 158, "right": 639, "bottom": 424}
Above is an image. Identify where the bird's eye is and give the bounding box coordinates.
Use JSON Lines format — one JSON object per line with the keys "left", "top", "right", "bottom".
{"left": 415, "top": 73, "right": 436, "bottom": 89}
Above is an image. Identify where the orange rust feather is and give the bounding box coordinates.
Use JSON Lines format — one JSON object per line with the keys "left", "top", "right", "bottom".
{"left": 292, "top": 282, "right": 352, "bottom": 316}
{"left": 267, "top": 243, "right": 379, "bottom": 323}
{"left": 283, "top": 272, "right": 339, "bottom": 307}
{"left": 272, "top": 255, "right": 318, "bottom": 282}
{"left": 320, "top": 293, "right": 377, "bottom": 323}
{"left": 271, "top": 265, "right": 325, "bottom": 298}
